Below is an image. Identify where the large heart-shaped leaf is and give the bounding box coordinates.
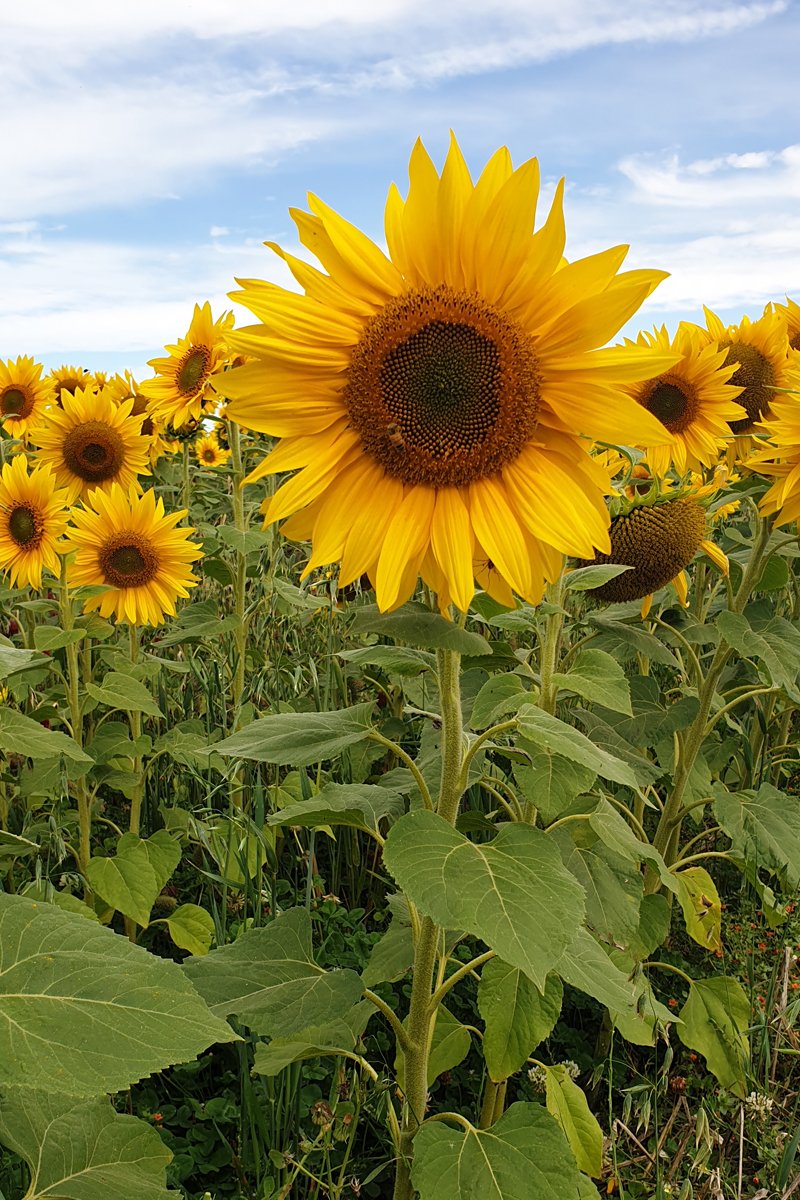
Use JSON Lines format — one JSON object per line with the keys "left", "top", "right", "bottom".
{"left": 478, "top": 961, "right": 563, "bottom": 1082}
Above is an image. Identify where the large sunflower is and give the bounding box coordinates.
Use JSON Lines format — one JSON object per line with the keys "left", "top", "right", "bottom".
{"left": 63, "top": 484, "right": 203, "bottom": 625}
{"left": 219, "top": 135, "right": 678, "bottom": 612}
{"left": 140, "top": 302, "right": 234, "bottom": 431}
{"left": 626, "top": 325, "right": 745, "bottom": 476}
{"left": 690, "top": 308, "right": 791, "bottom": 439}
{"left": 0, "top": 455, "right": 69, "bottom": 589}
{"left": 0, "top": 357, "right": 52, "bottom": 438}
{"left": 31, "top": 385, "right": 151, "bottom": 503}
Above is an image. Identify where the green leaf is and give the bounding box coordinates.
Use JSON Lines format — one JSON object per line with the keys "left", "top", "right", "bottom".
{"left": 552, "top": 649, "right": 632, "bottom": 716}
{"left": 677, "top": 976, "right": 750, "bottom": 1096}
{"left": 155, "top": 600, "right": 240, "bottom": 647}
{"left": 205, "top": 816, "right": 272, "bottom": 886}
{"left": 588, "top": 616, "right": 680, "bottom": 668}
{"left": 383, "top": 811, "right": 585, "bottom": 989}
{"left": 396, "top": 1005, "right": 471, "bottom": 1089}
{"left": 673, "top": 867, "right": 722, "bottom": 953}
{"left": 756, "top": 554, "right": 790, "bottom": 592}
{"left": 0, "top": 644, "right": 48, "bottom": 678}
{"left": 470, "top": 674, "right": 530, "bottom": 730}
{"left": 554, "top": 832, "right": 643, "bottom": 950}
{"left": 86, "top": 832, "right": 181, "bottom": 926}
{"left": 0, "top": 893, "right": 235, "bottom": 1096}
{"left": 215, "top": 525, "right": 272, "bottom": 555}
{"left": 214, "top": 702, "right": 375, "bottom": 766}
{"left": 573, "top": 710, "right": 661, "bottom": 787}
{"left": 0, "top": 1089, "right": 173, "bottom": 1200}
{"left": 516, "top": 705, "right": 639, "bottom": 789}
{"left": 183, "top": 907, "right": 364, "bottom": 1039}
{"left": 556, "top": 928, "right": 638, "bottom": 1014}
{"left": 584, "top": 797, "right": 678, "bottom": 897}
{"left": 268, "top": 782, "right": 404, "bottom": 833}
{"left": 411, "top": 1102, "right": 580, "bottom": 1200}
{"left": 0, "top": 708, "right": 92, "bottom": 764}
{"left": 338, "top": 645, "right": 436, "bottom": 676}
{"left": 86, "top": 671, "right": 163, "bottom": 718}
{"left": 362, "top": 918, "right": 414, "bottom": 987}
{"left": 478, "top": 961, "right": 563, "bottom": 1082}
{"left": 164, "top": 903, "right": 215, "bottom": 955}
{"left": 253, "top": 1005, "right": 370, "bottom": 1076}
{"left": 716, "top": 610, "right": 797, "bottom": 694}
{"left": 514, "top": 752, "right": 597, "bottom": 825}
{"left": 714, "top": 783, "right": 800, "bottom": 888}
{"left": 33, "top": 626, "right": 86, "bottom": 651}
{"left": 351, "top": 602, "right": 491, "bottom": 656}
{"left": 544, "top": 1065, "right": 604, "bottom": 1178}
{"left": 565, "top": 564, "right": 633, "bottom": 591}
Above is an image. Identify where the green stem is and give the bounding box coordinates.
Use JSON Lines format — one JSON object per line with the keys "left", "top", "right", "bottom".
{"left": 59, "top": 564, "right": 91, "bottom": 879}
{"left": 228, "top": 420, "right": 248, "bottom": 729}
{"left": 394, "top": 646, "right": 464, "bottom": 1200}
{"left": 127, "top": 625, "right": 143, "bottom": 837}
{"left": 181, "top": 441, "right": 191, "bottom": 511}
{"left": 537, "top": 570, "right": 566, "bottom": 716}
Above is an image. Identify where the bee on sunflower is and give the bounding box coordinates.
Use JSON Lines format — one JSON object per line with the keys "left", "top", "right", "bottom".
{"left": 139, "top": 302, "right": 234, "bottom": 431}
{"left": 63, "top": 484, "right": 203, "bottom": 626}
{"left": 0, "top": 357, "right": 53, "bottom": 439}
{"left": 0, "top": 455, "right": 69, "bottom": 589}
{"left": 218, "top": 134, "right": 680, "bottom": 612}
{"left": 581, "top": 472, "right": 731, "bottom": 618}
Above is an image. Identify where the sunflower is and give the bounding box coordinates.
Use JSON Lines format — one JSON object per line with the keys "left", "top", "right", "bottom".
{"left": 582, "top": 482, "right": 729, "bottom": 617}
{"left": 626, "top": 325, "right": 745, "bottom": 475}
{"left": 770, "top": 297, "right": 800, "bottom": 353}
{"left": 63, "top": 484, "right": 203, "bottom": 625}
{"left": 31, "top": 385, "right": 151, "bottom": 503}
{"left": 746, "top": 363, "right": 800, "bottom": 525}
{"left": 688, "top": 308, "right": 791, "bottom": 441}
{"left": 49, "top": 365, "right": 92, "bottom": 403}
{"left": 140, "top": 302, "right": 234, "bottom": 430}
{"left": 219, "top": 135, "right": 679, "bottom": 612}
{"left": 0, "top": 357, "right": 52, "bottom": 438}
{"left": 0, "top": 455, "right": 69, "bottom": 589}
{"left": 105, "top": 373, "right": 171, "bottom": 464}
{"left": 195, "top": 432, "right": 231, "bottom": 468}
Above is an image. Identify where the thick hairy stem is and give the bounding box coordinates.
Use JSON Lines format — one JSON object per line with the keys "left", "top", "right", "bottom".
{"left": 227, "top": 420, "right": 248, "bottom": 729}
{"left": 537, "top": 572, "right": 566, "bottom": 716}
{"left": 60, "top": 566, "right": 91, "bottom": 878}
{"left": 393, "top": 647, "right": 464, "bottom": 1200}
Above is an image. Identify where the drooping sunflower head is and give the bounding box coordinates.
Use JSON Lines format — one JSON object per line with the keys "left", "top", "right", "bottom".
{"left": 0, "top": 454, "right": 69, "bottom": 589}
{"left": 30, "top": 385, "right": 151, "bottom": 503}
{"left": 63, "top": 484, "right": 203, "bottom": 626}
{"left": 139, "top": 302, "right": 234, "bottom": 431}
{"left": 626, "top": 325, "right": 745, "bottom": 475}
{"left": 49, "top": 365, "right": 92, "bottom": 405}
{"left": 0, "top": 357, "right": 53, "bottom": 437}
{"left": 694, "top": 308, "right": 790, "bottom": 437}
{"left": 219, "top": 134, "right": 680, "bottom": 612}
{"left": 195, "top": 432, "right": 231, "bottom": 468}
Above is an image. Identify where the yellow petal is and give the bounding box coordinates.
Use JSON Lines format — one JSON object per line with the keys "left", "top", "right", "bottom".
{"left": 375, "top": 486, "right": 436, "bottom": 610}
{"left": 468, "top": 476, "right": 531, "bottom": 598}
{"left": 430, "top": 487, "right": 475, "bottom": 612}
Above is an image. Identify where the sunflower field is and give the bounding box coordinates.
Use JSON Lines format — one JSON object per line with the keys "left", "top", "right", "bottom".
{"left": 3, "top": 136, "right": 800, "bottom": 1200}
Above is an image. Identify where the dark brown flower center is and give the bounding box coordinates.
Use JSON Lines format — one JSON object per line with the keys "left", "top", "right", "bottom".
{"left": 177, "top": 346, "right": 211, "bottom": 397}
{"left": 722, "top": 341, "right": 775, "bottom": 433}
{"left": 343, "top": 284, "right": 541, "bottom": 488}
{"left": 640, "top": 377, "right": 696, "bottom": 433}
{"left": 62, "top": 420, "right": 126, "bottom": 483}
{"left": 98, "top": 532, "right": 159, "bottom": 588}
{"left": 1, "top": 386, "right": 32, "bottom": 419}
{"left": 8, "top": 504, "right": 42, "bottom": 549}
{"left": 201, "top": 448, "right": 216, "bottom": 463}
{"left": 584, "top": 498, "right": 706, "bottom": 602}
{"left": 789, "top": 330, "right": 800, "bottom": 352}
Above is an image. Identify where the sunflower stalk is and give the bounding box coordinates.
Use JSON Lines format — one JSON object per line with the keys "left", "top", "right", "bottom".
{"left": 537, "top": 569, "right": 567, "bottom": 717}
{"left": 393, "top": 645, "right": 464, "bottom": 1200}
{"left": 227, "top": 420, "right": 248, "bottom": 729}
{"left": 58, "top": 561, "right": 91, "bottom": 879}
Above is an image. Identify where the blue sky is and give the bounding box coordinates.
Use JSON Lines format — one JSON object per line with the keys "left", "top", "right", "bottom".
{"left": 2, "top": 0, "right": 799, "bottom": 382}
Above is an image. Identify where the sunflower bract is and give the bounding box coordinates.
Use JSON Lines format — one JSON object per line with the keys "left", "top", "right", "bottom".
{"left": 218, "top": 134, "right": 680, "bottom": 613}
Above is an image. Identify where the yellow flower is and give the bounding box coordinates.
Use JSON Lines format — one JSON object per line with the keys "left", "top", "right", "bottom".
{"left": 105, "top": 373, "right": 171, "bottom": 465}
{"left": 220, "top": 134, "right": 677, "bottom": 612}
{"left": 689, "top": 307, "right": 791, "bottom": 442}
{"left": 0, "top": 357, "right": 53, "bottom": 438}
{"left": 31, "top": 385, "right": 151, "bottom": 503}
{"left": 770, "top": 297, "right": 800, "bottom": 353}
{"left": 64, "top": 484, "right": 203, "bottom": 625}
{"left": 195, "top": 432, "right": 231, "bottom": 468}
{"left": 49, "top": 365, "right": 93, "bottom": 404}
{"left": 747, "top": 363, "right": 800, "bottom": 525}
{"left": 140, "top": 302, "right": 234, "bottom": 430}
{"left": 0, "top": 455, "right": 69, "bottom": 589}
{"left": 626, "top": 325, "right": 745, "bottom": 475}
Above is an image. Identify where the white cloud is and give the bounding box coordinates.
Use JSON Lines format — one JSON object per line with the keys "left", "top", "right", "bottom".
{"left": 620, "top": 144, "right": 800, "bottom": 208}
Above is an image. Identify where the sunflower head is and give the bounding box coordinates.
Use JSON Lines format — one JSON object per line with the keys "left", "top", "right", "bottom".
{"left": 0, "top": 357, "right": 53, "bottom": 437}
{"left": 0, "top": 454, "right": 69, "bottom": 589}
{"left": 220, "top": 134, "right": 679, "bottom": 612}
{"left": 140, "top": 302, "right": 234, "bottom": 430}
{"left": 49, "top": 365, "right": 92, "bottom": 405}
{"left": 693, "top": 308, "right": 790, "bottom": 436}
{"left": 195, "top": 432, "right": 230, "bottom": 468}
{"left": 770, "top": 297, "right": 800, "bottom": 352}
{"left": 64, "top": 484, "right": 203, "bottom": 625}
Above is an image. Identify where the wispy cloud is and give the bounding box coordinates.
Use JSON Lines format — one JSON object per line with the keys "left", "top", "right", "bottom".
{"left": 620, "top": 144, "right": 800, "bottom": 208}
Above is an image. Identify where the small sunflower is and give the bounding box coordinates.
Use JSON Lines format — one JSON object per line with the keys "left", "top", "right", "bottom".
{"left": 220, "top": 134, "right": 679, "bottom": 612}
{"left": 0, "top": 357, "right": 52, "bottom": 438}
{"left": 582, "top": 481, "right": 729, "bottom": 617}
{"left": 195, "top": 432, "right": 231, "bottom": 468}
{"left": 49, "top": 365, "right": 92, "bottom": 404}
{"left": 689, "top": 308, "right": 791, "bottom": 440}
{"left": 31, "top": 385, "right": 151, "bottom": 503}
{"left": 747, "top": 364, "right": 800, "bottom": 525}
{"left": 140, "top": 302, "right": 234, "bottom": 430}
{"left": 0, "top": 455, "right": 69, "bottom": 589}
{"left": 63, "top": 484, "right": 203, "bottom": 625}
{"left": 106, "top": 373, "right": 170, "bottom": 464}
{"left": 770, "top": 297, "right": 800, "bottom": 353}
{"left": 626, "top": 325, "right": 745, "bottom": 475}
